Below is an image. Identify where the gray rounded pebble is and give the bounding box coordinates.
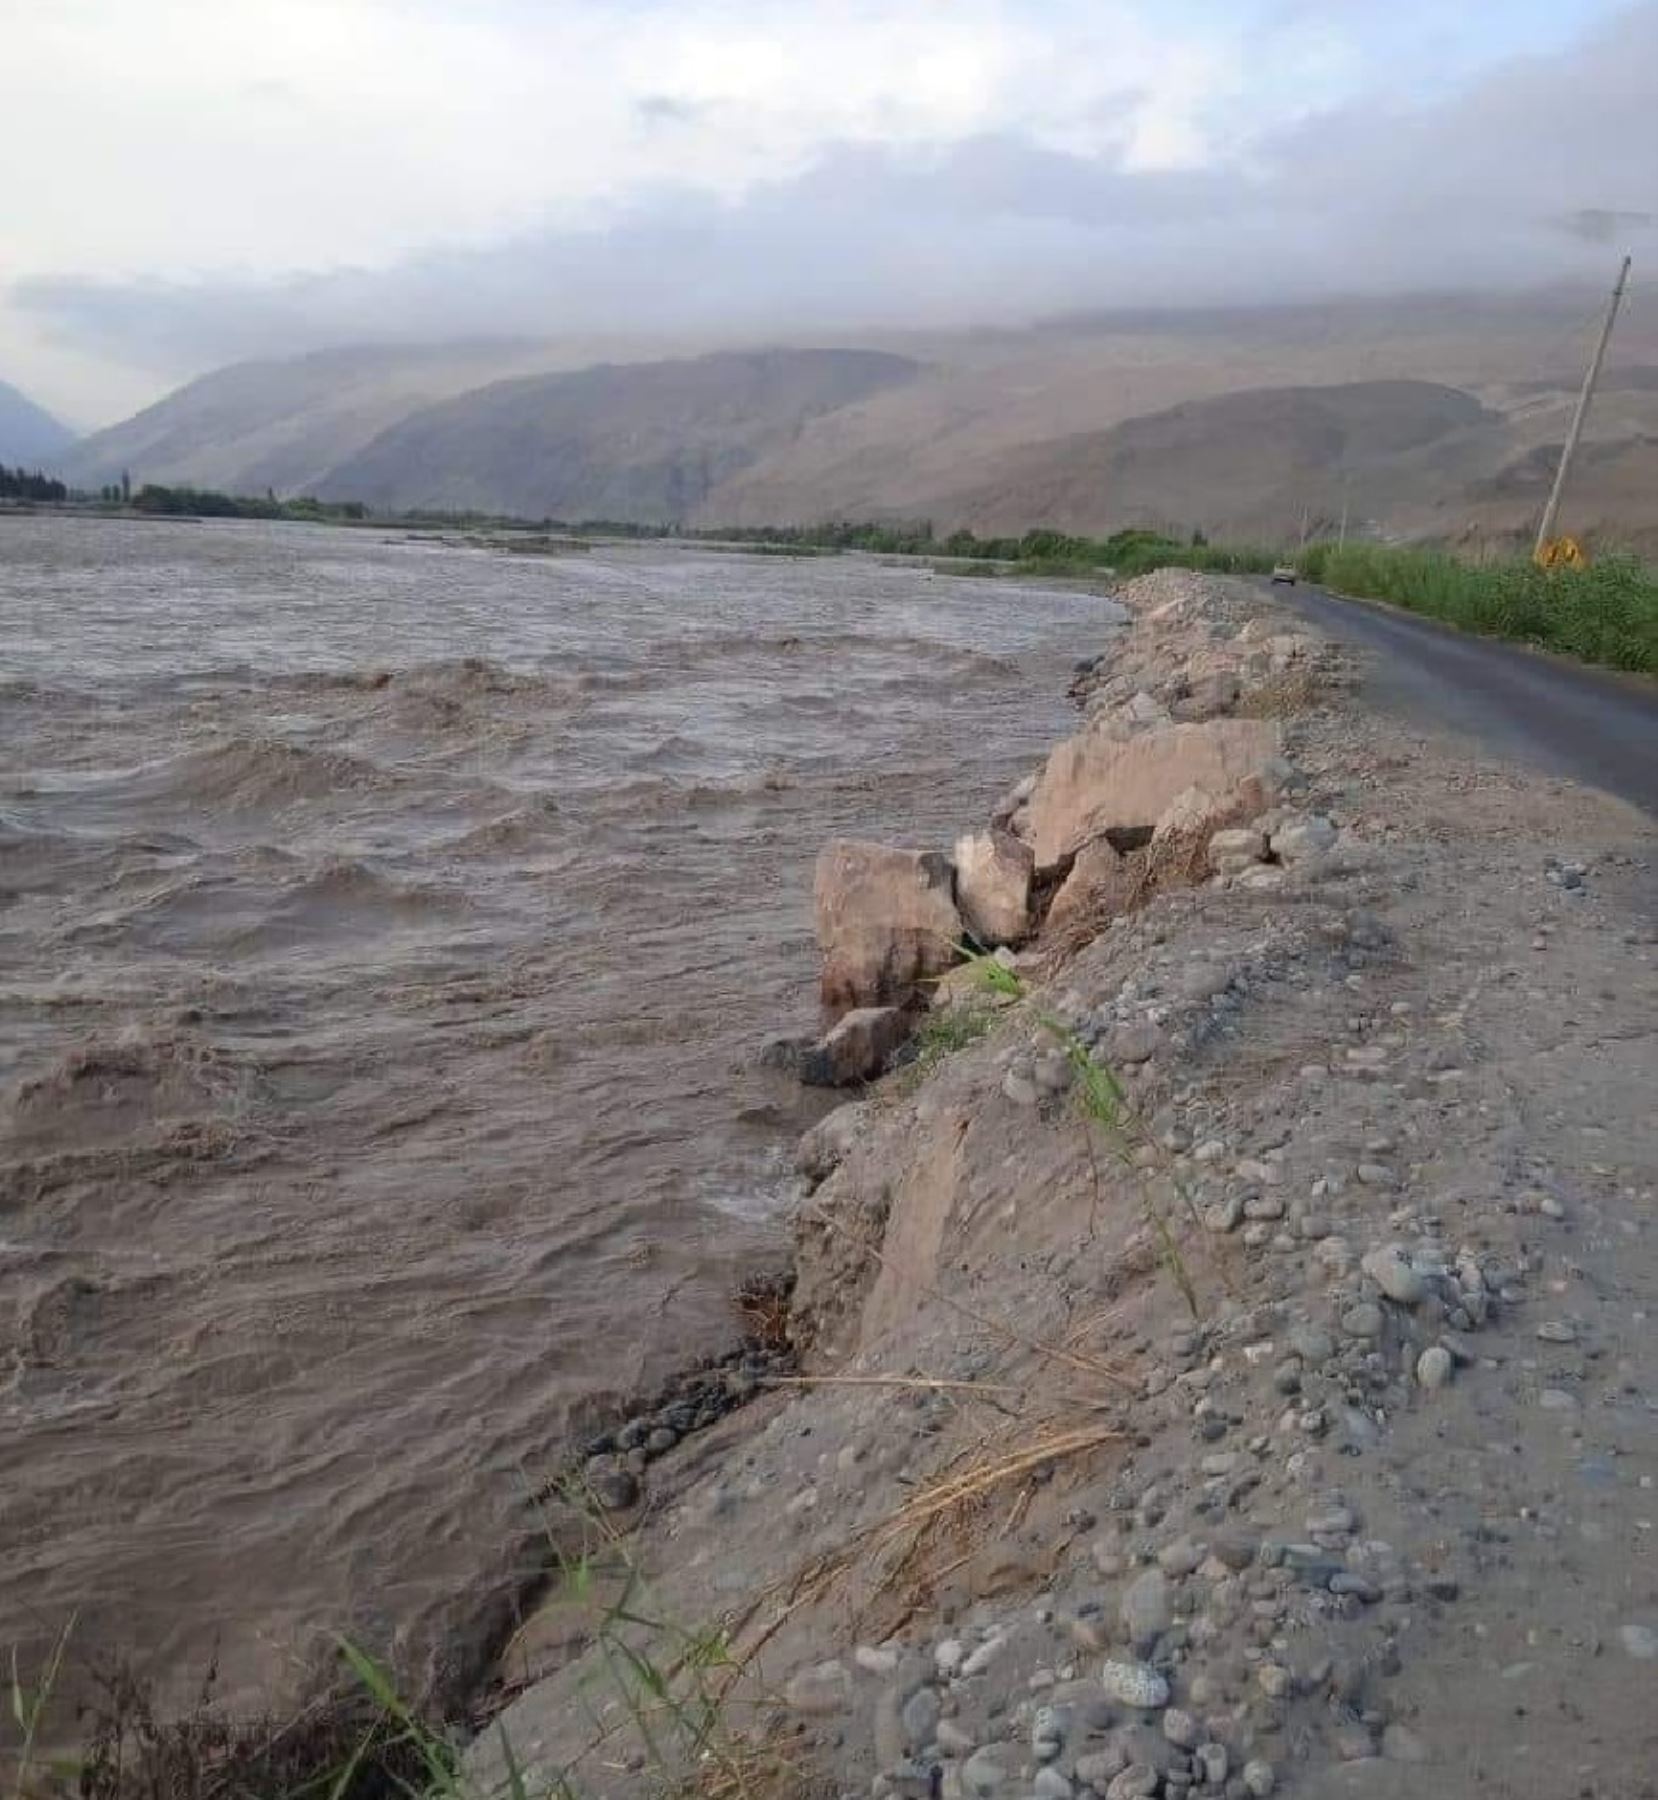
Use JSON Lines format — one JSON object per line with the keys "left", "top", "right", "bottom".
{"left": 1162, "top": 1707, "right": 1200, "bottom": 1748}
{"left": 1076, "top": 1748, "right": 1129, "bottom": 1789}
{"left": 1341, "top": 1303, "right": 1384, "bottom": 1339}
{"left": 961, "top": 1636, "right": 1008, "bottom": 1677}
{"left": 961, "top": 1750, "right": 1006, "bottom": 1798}
{"left": 1159, "top": 1537, "right": 1203, "bottom": 1578}
{"left": 901, "top": 1687, "right": 941, "bottom": 1751}
{"left": 1416, "top": 1346, "right": 1453, "bottom": 1389}
{"left": 1120, "top": 1569, "right": 1172, "bottom": 1643}
{"left": 1362, "top": 1245, "right": 1425, "bottom": 1305}
{"left": 1031, "top": 1703, "right": 1069, "bottom": 1761}
{"left": 1197, "top": 1743, "right": 1230, "bottom": 1786}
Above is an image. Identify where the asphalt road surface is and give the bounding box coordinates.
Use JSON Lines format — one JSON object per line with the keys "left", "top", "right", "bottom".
{"left": 1266, "top": 580, "right": 1658, "bottom": 816}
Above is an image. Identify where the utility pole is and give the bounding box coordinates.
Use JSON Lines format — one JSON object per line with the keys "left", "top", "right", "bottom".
{"left": 1338, "top": 477, "right": 1350, "bottom": 548}
{"left": 1534, "top": 254, "right": 1632, "bottom": 559}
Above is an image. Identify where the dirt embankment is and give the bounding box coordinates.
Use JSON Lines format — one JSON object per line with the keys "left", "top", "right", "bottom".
{"left": 472, "top": 572, "right": 1658, "bottom": 1800}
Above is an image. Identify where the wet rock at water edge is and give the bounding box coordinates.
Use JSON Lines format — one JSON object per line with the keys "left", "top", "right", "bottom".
{"left": 798, "top": 1005, "right": 912, "bottom": 1086}
{"left": 796, "top": 1100, "right": 866, "bottom": 1183}
{"left": 583, "top": 1456, "right": 640, "bottom": 1512}
{"left": 815, "top": 838, "right": 962, "bottom": 1017}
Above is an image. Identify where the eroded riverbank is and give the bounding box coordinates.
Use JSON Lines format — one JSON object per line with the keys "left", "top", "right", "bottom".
{"left": 472, "top": 571, "right": 1658, "bottom": 1800}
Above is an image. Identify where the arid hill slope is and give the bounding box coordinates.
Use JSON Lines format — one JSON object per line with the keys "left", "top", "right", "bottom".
{"left": 321, "top": 348, "right": 922, "bottom": 521}
{"left": 56, "top": 290, "right": 1658, "bottom": 547}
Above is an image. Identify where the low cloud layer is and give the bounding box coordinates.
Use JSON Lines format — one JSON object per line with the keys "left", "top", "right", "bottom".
{"left": 8, "top": 0, "right": 1656, "bottom": 415}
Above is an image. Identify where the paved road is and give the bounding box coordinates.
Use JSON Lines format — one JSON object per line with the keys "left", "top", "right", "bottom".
{"left": 1265, "top": 580, "right": 1658, "bottom": 816}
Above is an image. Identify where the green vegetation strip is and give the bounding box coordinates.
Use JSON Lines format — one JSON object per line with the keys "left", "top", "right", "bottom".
{"left": 1298, "top": 542, "right": 1658, "bottom": 676}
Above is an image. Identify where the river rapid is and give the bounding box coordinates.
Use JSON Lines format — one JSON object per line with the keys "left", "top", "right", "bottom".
{"left": 0, "top": 517, "right": 1114, "bottom": 1716}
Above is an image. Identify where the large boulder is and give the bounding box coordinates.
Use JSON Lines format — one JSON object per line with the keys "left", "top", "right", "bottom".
{"left": 1043, "top": 836, "right": 1142, "bottom": 939}
{"left": 1153, "top": 780, "right": 1272, "bottom": 846}
{"left": 815, "top": 839, "right": 962, "bottom": 1019}
{"left": 1022, "top": 720, "right": 1283, "bottom": 871}
{"left": 953, "top": 828, "right": 1034, "bottom": 947}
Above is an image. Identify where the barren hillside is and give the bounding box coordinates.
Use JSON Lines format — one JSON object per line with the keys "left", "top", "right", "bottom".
{"left": 321, "top": 348, "right": 921, "bottom": 521}
{"left": 57, "top": 338, "right": 675, "bottom": 497}
{"left": 698, "top": 294, "right": 1658, "bottom": 548}
{"left": 55, "top": 289, "right": 1658, "bottom": 547}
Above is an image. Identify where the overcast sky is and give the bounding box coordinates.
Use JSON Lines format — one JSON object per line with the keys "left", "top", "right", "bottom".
{"left": 5, "top": 0, "right": 1653, "bottom": 428}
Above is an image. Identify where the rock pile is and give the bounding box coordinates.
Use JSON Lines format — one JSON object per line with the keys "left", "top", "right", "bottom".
{"left": 776, "top": 573, "right": 1343, "bottom": 1085}
{"left": 576, "top": 1333, "right": 796, "bottom": 1514}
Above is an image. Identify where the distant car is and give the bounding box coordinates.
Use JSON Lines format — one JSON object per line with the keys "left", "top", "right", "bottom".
{"left": 1270, "top": 564, "right": 1298, "bottom": 584}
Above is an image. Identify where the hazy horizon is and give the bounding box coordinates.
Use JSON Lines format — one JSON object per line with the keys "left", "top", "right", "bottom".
{"left": 6, "top": 0, "right": 1655, "bottom": 431}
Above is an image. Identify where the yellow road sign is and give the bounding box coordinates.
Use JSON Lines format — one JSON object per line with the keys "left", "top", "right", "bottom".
{"left": 1535, "top": 535, "right": 1587, "bottom": 571}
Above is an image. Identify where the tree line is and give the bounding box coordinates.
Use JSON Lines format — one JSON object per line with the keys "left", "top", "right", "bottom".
{"left": 130, "top": 484, "right": 367, "bottom": 521}
{"left": 0, "top": 464, "right": 68, "bottom": 502}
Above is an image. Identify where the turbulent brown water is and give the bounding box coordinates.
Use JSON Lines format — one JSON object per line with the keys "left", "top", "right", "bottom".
{"left": 0, "top": 517, "right": 1114, "bottom": 1716}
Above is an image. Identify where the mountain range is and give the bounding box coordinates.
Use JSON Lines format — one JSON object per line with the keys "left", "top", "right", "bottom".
{"left": 52, "top": 289, "right": 1658, "bottom": 549}
{"left": 0, "top": 379, "right": 75, "bottom": 465}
